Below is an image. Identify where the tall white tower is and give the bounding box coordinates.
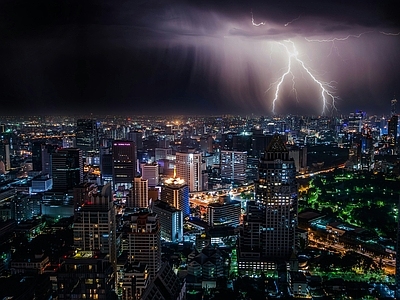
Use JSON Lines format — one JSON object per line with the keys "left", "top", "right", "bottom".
{"left": 175, "top": 152, "right": 203, "bottom": 192}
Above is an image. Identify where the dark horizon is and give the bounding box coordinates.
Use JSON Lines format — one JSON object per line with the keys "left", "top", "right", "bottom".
{"left": 1, "top": 0, "right": 400, "bottom": 117}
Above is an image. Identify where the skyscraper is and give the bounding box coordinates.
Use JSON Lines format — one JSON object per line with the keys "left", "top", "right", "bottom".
{"left": 220, "top": 150, "right": 247, "bottom": 184}
{"left": 152, "top": 200, "right": 183, "bottom": 242}
{"left": 238, "top": 134, "right": 298, "bottom": 272}
{"left": 112, "top": 141, "right": 137, "bottom": 190}
{"left": 175, "top": 151, "right": 202, "bottom": 192}
{"left": 124, "top": 211, "right": 161, "bottom": 278}
{"left": 73, "top": 183, "right": 116, "bottom": 259}
{"left": 160, "top": 176, "right": 190, "bottom": 217}
{"left": 126, "top": 177, "right": 149, "bottom": 208}
{"left": 31, "top": 141, "right": 44, "bottom": 172}
{"left": 75, "top": 119, "right": 99, "bottom": 156}
{"left": 51, "top": 148, "right": 83, "bottom": 192}
{"left": 141, "top": 162, "right": 159, "bottom": 187}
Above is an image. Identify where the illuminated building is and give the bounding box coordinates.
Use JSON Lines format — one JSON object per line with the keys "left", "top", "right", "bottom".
{"left": 206, "top": 196, "right": 241, "bottom": 228}
{"left": 73, "top": 183, "right": 117, "bottom": 274}
{"left": 126, "top": 177, "right": 148, "bottom": 208}
{"left": 388, "top": 98, "right": 398, "bottom": 154}
{"left": 160, "top": 175, "right": 190, "bottom": 217}
{"left": 175, "top": 151, "right": 203, "bottom": 192}
{"left": 57, "top": 251, "right": 116, "bottom": 300}
{"left": 0, "top": 140, "right": 10, "bottom": 172}
{"left": 187, "top": 245, "right": 226, "bottom": 281}
{"left": 75, "top": 119, "right": 99, "bottom": 156}
{"left": 51, "top": 148, "right": 83, "bottom": 192}
{"left": 152, "top": 200, "right": 183, "bottom": 242}
{"left": 120, "top": 261, "right": 150, "bottom": 300}
{"left": 238, "top": 134, "right": 298, "bottom": 272}
{"left": 124, "top": 211, "right": 161, "bottom": 278}
{"left": 141, "top": 162, "right": 159, "bottom": 187}
{"left": 220, "top": 150, "right": 247, "bottom": 184}
{"left": 112, "top": 141, "right": 137, "bottom": 190}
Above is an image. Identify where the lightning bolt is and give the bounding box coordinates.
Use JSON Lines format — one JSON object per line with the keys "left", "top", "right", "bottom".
{"left": 284, "top": 14, "right": 302, "bottom": 27}
{"left": 269, "top": 41, "right": 337, "bottom": 115}
{"left": 251, "top": 11, "right": 265, "bottom": 27}
{"left": 251, "top": 14, "right": 337, "bottom": 115}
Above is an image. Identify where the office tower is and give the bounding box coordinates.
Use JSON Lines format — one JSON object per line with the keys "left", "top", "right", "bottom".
{"left": 388, "top": 98, "right": 398, "bottom": 153}
{"left": 73, "top": 183, "right": 116, "bottom": 260}
{"left": 42, "top": 144, "right": 58, "bottom": 175}
{"left": 152, "top": 200, "right": 183, "bottom": 242}
{"left": 75, "top": 119, "right": 99, "bottom": 156}
{"left": 31, "top": 141, "right": 44, "bottom": 172}
{"left": 127, "top": 131, "right": 143, "bottom": 150}
{"left": 0, "top": 141, "right": 10, "bottom": 171}
{"left": 51, "top": 148, "right": 83, "bottom": 192}
{"left": 206, "top": 196, "right": 241, "bottom": 228}
{"left": 126, "top": 177, "right": 149, "bottom": 208}
{"left": 141, "top": 162, "right": 159, "bottom": 187}
{"left": 160, "top": 176, "right": 190, "bottom": 217}
{"left": 124, "top": 211, "right": 161, "bottom": 278}
{"left": 112, "top": 141, "right": 137, "bottom": 190}
{"left": 100, "top": 147, "right": 113, "bottom": 184}
{"left": 220, "top": 150, "right": 247, "bottom": 184}
{"left": 175, "top": 151, "right": 203, "bottom": 192}
{"left": 238, "top": 134, "right": 298, "bottom": 272}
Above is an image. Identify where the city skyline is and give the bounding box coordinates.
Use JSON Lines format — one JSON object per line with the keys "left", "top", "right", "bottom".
{"left": 1, "top": 0, "right": 399, "bottom": 116}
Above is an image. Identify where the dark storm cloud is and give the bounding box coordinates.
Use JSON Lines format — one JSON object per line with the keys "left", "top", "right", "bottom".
{"left": 0, "top": 0, "right": 399, "bottom": 115}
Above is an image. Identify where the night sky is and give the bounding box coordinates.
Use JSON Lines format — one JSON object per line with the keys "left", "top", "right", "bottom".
{"left": 1, "top": 0, "right": 399, "bottom": 116}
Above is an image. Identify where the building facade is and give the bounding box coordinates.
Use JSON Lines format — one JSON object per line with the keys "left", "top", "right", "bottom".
{"left": 238, "top": 134, "right": 298, "bottom": 272}
{"left": 124, "top": 211, "right": 161, "bottom": 279}
{"left": 112, "top": 141, "right": 137, "bottom": 190}
{"left": 152, "top": 200, "right": 183, "bottom": 242}
{"left": 160, "top": 177, "right": 190, "bottom": 217}
{"left": 175, "top": 152, "right": 203, "bottom": 192}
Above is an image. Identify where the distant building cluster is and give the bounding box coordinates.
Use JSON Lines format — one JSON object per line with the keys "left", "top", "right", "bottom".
{"left": 0, "top": 102, "right": 399, "bottom": 298}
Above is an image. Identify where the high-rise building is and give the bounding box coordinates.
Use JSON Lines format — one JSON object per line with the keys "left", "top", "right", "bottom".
{"left": 124, "top": 211, "right": 161, "bottom": 278}
{"left": 126, "top": 177, "right": 149, "bottom": 208}
{"left": 175, "top": 152, "right": 203, "bottom": 192}
{"left": 75, "top": 119, "right": 99, "bottom": 156}
{"left": 238, "top": 134, "right": 298, "bottom": 272}
{"left": 51, "top": 148, "right": 83, "bottom": 192}
{"left": 160, "top": 176, "right": 190, "bottom": 217}
{"left": 31, "top": 141, "right": 44, "bottom": 172}
{"left": 127, "top": 131, "right": 143, "bottom": 150}
{"left": 0, "top": 140, "right": 10, "bottom": 172}
{"left": 141, "top": 162, "right": 159, "bottom": 187}
{"left": 220, "top": 150, "right": 247, "bottom": 184}
{"left": 73, "top": 183, "right": 116, "bottom": 260}
{"left": 152, "top": 200, "right": 183, "bottom": 242}
{"left": 112, "top": 141, "right": 137, "bottom": 190}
